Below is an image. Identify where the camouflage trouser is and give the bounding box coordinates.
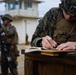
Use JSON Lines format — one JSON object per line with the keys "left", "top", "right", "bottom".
{"left": 1, "top": 55, "right": 18, "bottom": 75}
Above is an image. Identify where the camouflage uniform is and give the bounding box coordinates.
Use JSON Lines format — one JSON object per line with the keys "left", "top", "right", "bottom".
{"left": 0, "top": 15, "right": 19, "bottom": 75}
{"left": 31, "top": 7, "right": 76, "bottom": 46}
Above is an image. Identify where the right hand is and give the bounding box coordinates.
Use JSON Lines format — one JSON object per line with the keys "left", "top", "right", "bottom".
{"left": 41, "top": 35, "right": 57, "bottom": 49}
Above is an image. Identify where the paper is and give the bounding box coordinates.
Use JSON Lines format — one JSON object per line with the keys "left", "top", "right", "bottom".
{"left": 25, "top": 47, "right": 75, "bottom": 54}
{"left": 25, "top": 47, "right": 41, "bottom": 53}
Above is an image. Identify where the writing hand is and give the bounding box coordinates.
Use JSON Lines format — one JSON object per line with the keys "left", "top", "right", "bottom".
{"left": 41, "top": 35, "right": 57, "bottom": 49}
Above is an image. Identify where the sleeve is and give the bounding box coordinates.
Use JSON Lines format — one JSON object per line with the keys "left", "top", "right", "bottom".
{"left": 5, "top": 26, "right": 16, "bottom": 36}
{"left": 0, "top": 26, "right": 16, "bottom": 37}
{"left": 31, "top": 8, "right": 59, "bottom": 47}
{"left": 4, "top": 26, "right": 18, "bottom": 44}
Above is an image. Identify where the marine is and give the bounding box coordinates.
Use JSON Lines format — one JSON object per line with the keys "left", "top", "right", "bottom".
{"left": 31, "top": 0, "right": 76, "bottom": 50}
{"left": 0, "top": 14, "right": 19, "bottom": 75}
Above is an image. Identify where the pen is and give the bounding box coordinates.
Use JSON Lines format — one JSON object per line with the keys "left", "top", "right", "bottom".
{"left": 48, "top": 32, "right": 53, "bottom": 39}
{"left": 48, "top": 32, "right": 61, "bottom": 48}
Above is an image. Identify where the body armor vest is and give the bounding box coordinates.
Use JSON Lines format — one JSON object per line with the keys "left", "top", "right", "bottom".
{"left": 53, "top": 17, "right": 76, "bottom": 43}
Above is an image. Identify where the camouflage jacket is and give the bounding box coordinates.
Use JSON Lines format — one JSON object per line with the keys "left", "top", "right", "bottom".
{"left": 31, "top": 7, "right": 76, "bottom": 46}
{"left": 0, "top": 25, "right": 19, "bottom": 58}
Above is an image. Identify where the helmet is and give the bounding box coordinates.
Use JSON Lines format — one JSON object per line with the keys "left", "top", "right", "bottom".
{"left": 60, "top": 0, "right": 76, "bottom": 16}
{"left": 1, "top": 14, "right": 13, "bottom": 22}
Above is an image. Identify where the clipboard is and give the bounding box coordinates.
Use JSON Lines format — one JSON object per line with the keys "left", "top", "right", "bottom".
{"left": 41, "top": 49, "right": 75, "bottom": 56}
{"left": 25, "top": 47, "right": 76, "bottom": 56}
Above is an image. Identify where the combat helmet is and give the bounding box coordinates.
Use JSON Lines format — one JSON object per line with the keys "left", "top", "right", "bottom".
{"left": 60, "top": 0, "right": 76, "bottom": 16}
{"left": 2, "top": 14, "right": 13, "bottom": 22}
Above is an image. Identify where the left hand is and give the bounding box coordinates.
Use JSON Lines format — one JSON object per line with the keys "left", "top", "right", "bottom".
{"left": 56, "top": 42, "right": 76, "bottom": 50}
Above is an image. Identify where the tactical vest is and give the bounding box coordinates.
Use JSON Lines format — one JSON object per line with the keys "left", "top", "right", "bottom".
{"left": 53, "top": 13, "right": 76, "bottom": 44}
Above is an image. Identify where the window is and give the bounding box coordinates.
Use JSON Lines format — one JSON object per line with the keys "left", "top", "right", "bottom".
{"left": 28, "top": 2, "right": 32, "bottom": 8}
{"left": 15, "top": 1, "right": 19, "bottom": 9}
{"left": 5, "top": 1, "right": 22, "bottom": 11}
{"left": 5, "top": 2, "right": 14, "bottom": 10}
{"left": 14, "top": 1, "right": 22, "bottom": 9}
{"left": 5, "top": 3, "right": 9, "bottom": 11}
{"left": 9, "top": 2, "right": 14, "bottom": 10}
{"left": 19, "top": 1, "right": 22, "bottom": 9}
{"left": 24, "top": 2, "right": 32, "bottom": 9}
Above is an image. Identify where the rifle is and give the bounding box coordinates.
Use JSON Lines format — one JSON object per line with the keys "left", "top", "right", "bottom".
{"left": 0, "top": 17, "right": 18, "bottom": 75}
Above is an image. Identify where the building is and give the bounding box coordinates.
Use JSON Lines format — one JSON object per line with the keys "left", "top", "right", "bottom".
{"left": 0, "top": 0, "right": 42, "bottom": 44}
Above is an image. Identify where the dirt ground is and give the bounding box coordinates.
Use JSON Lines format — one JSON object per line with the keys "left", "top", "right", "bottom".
{"left": 17, "top": 44, "right": 31, "bottom": 75}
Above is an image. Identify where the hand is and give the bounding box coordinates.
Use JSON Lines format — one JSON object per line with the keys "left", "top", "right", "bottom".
{"left": 41, "top": 35, "right": 57, "bottom": 49}
{"left": 56, "top": 42, "right": 76, "bottom": 50}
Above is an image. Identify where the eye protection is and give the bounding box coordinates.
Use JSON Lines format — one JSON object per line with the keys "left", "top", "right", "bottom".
{"left": 62, "top": 0, "right": 76, "bottom": 17}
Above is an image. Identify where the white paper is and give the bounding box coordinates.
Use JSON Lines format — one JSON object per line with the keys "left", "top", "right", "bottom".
{"left": 25, "top": 47, "right": 41, "bottom": 53}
